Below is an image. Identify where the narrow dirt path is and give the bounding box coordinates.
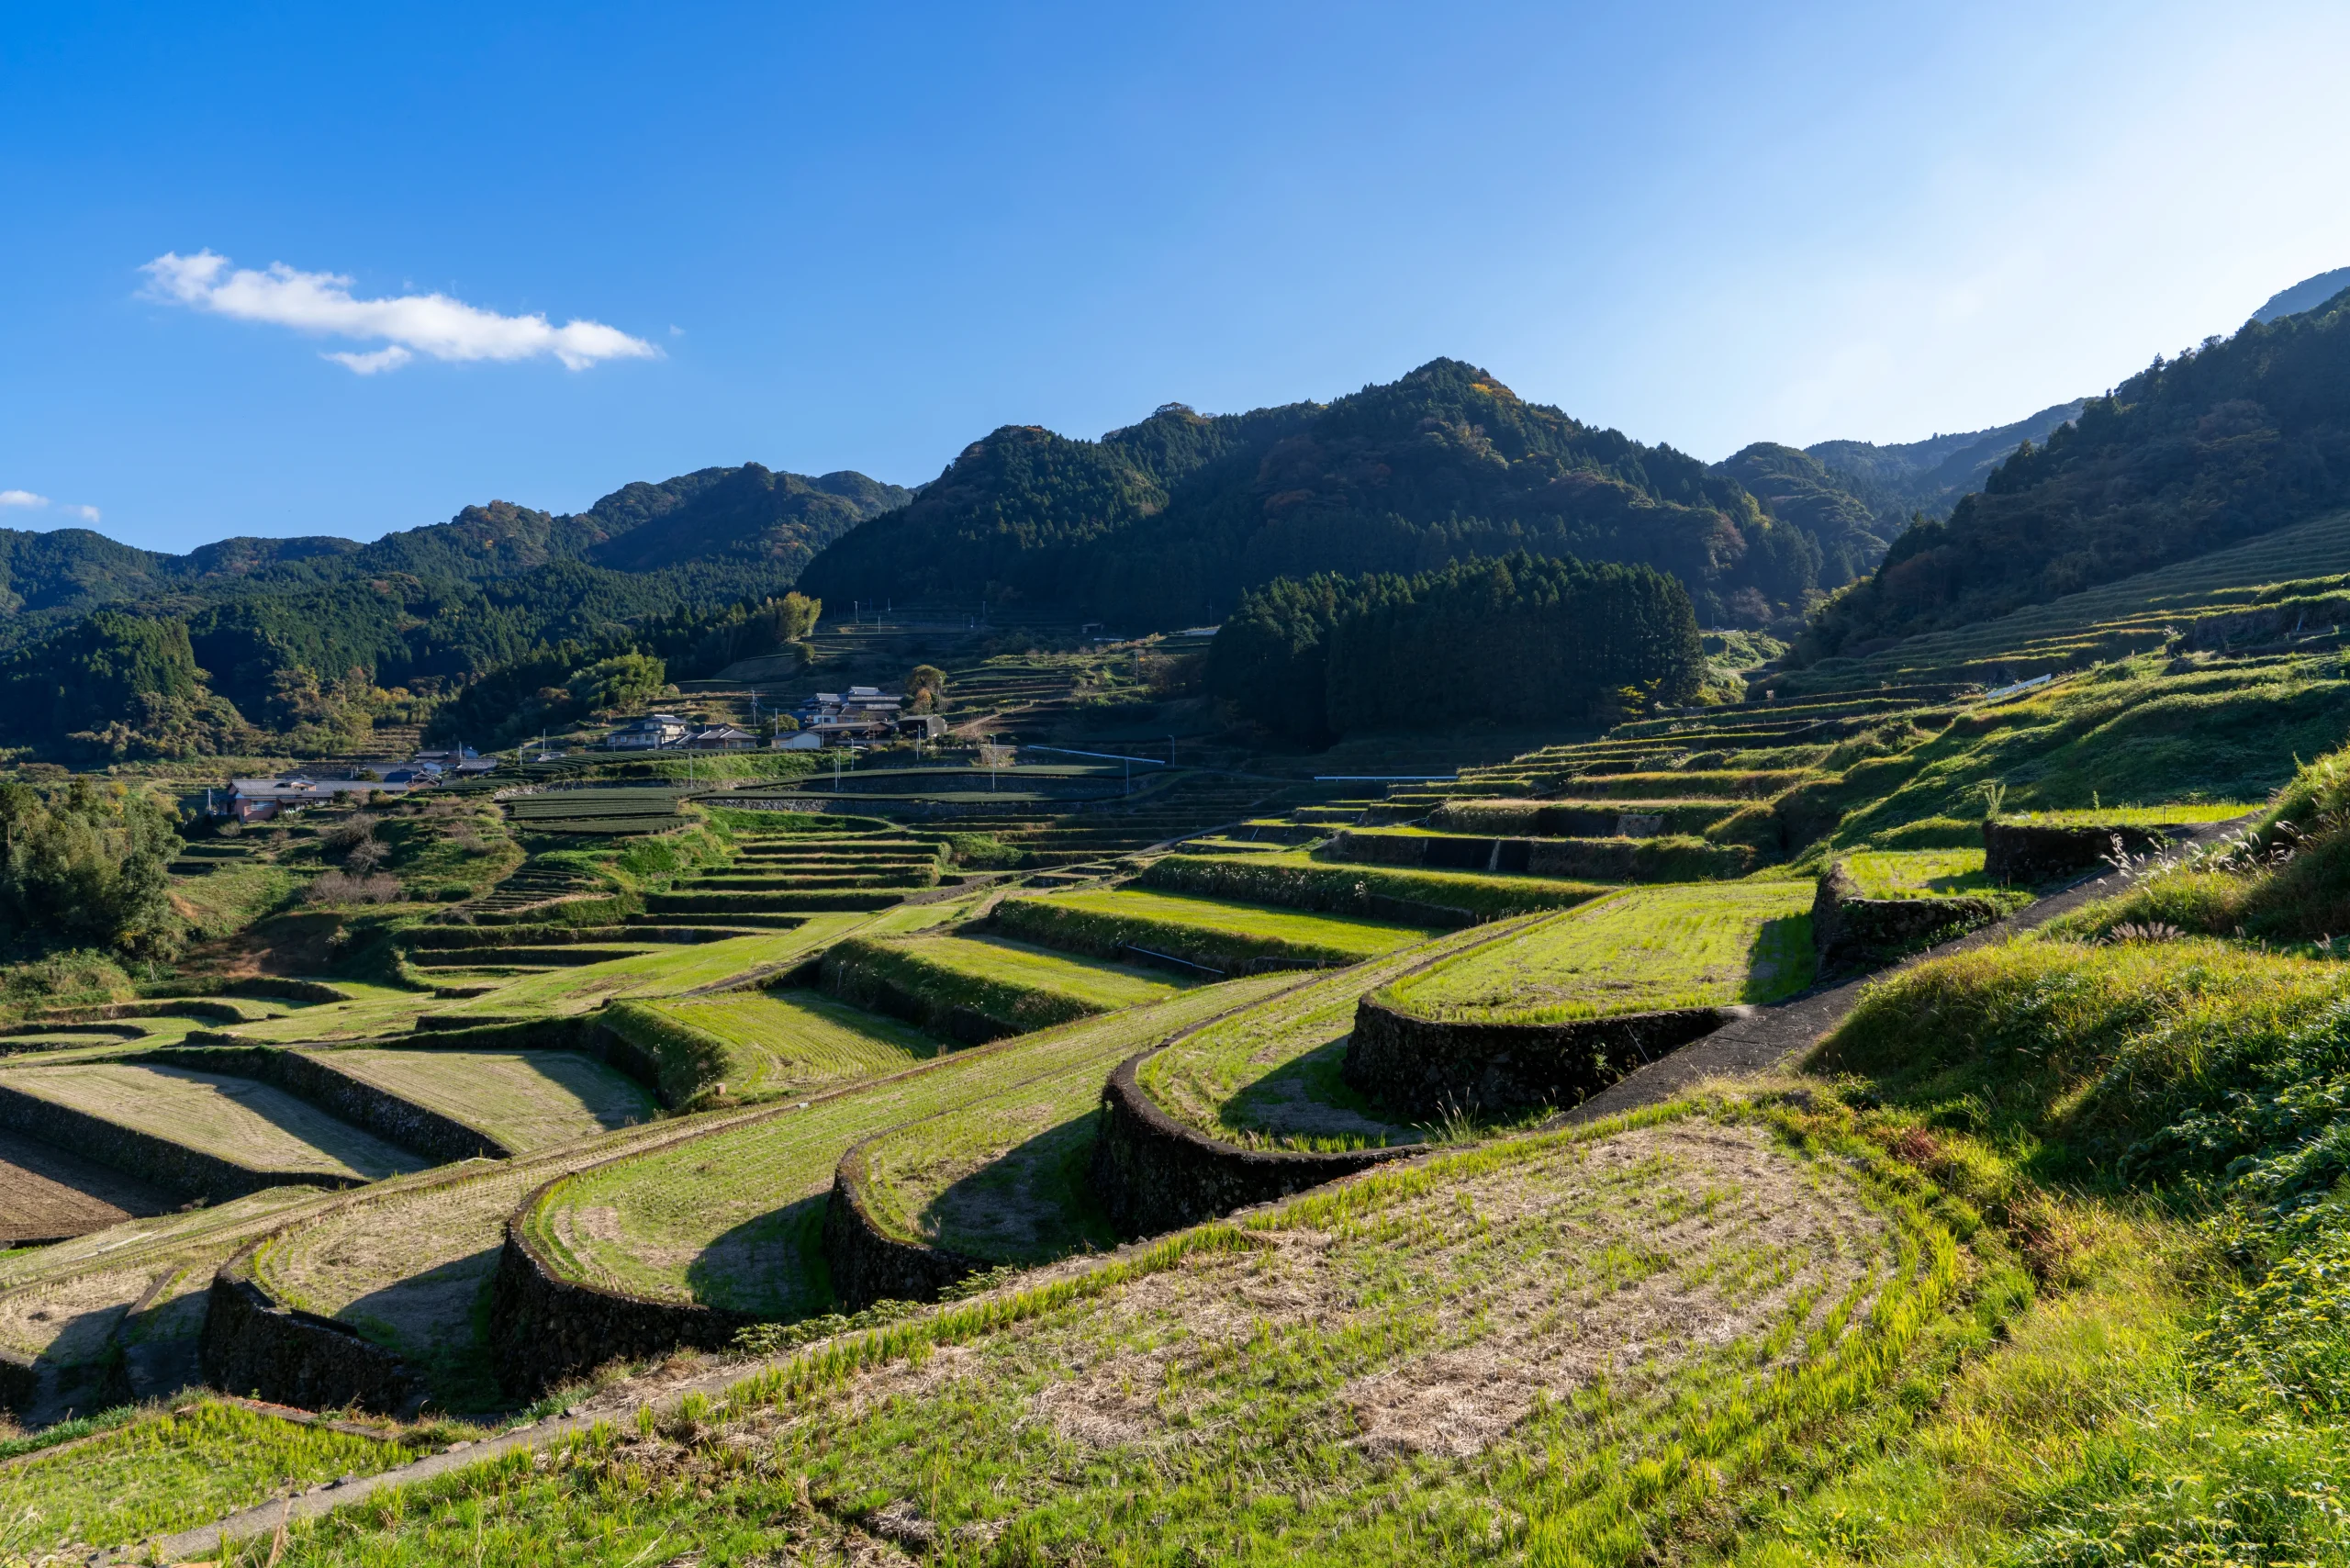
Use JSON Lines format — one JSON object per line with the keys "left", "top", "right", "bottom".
{"left": 1562, "top": 816, "right": 2254, "bottom": 1124}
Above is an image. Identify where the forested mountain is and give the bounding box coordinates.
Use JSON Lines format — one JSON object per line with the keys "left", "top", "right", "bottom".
{"left": 1797, "top": 281, "right": 2350, "bottom": 662}
{"left": 0, "top": 464, "right": 907, "bottom": 758}
{"left": 1801, "top": 400, "right": 2086, "bottom": 526}
{"left": 799, "top": 359, "right": 1825, "bottom": 631}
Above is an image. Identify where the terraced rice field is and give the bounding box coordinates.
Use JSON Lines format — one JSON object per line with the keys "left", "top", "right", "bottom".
{"left": 522, "top": 979, "right": 1292, "bottom": 1315}
{"left": 990, "top": 886, "right": 1432, "bottom": 970}
{"left": 0, "top": 1062, "right": 424, "bottom": 1184}
{"left": 244, "top": 1092, "right": 824, "bottom": 1410}
{"left": 1785, "top": 504, "right": 2350, "bottom": 693}
{"left": 1139, "top": 849, "right": 1610, "bottom": 922}
{"left": 1839, "top": 848, "right": 2014, "bottom": 900}
{"left": 1387, "top": 883, "right": 1816, "bottom": 1025}
{"left": 1996, "top": 802, "right": 2255, "bottom": 827}
{"left": 1138, "top": 923, "right": 1529, "bottom": 1150}
{"left": 316, "top": 1048, "right": 655, "bottom": 1150}
{"left": 0, "top": 1187, "right": 330, "bottom": 1411}
{"left": 503, "top": 786, "right": 689, "bottom": 835}
{"left": 824, "top": 933, "right": 1194, "bottom": 1038}
{"left": 643, "top": 990, "right": 939, "bottom": 1100}
{"left": 417, "top": 1111, "right": 1958, "bottom": 1567}
{"left": 0, "top": 1398, "right": 423, "bottom": 1556}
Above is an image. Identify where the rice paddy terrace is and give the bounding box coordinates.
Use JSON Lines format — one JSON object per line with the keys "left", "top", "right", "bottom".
{"left": 18, "top": 536, "right": 2350, "bottom": 1564}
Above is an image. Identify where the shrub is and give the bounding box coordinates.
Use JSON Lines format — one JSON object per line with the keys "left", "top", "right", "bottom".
{"left": 305, "top": 871, "right": 404, "bottom": 904}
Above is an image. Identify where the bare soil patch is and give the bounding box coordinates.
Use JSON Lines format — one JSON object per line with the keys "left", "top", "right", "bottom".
{"left": 0, "top": 1128, "right": 171, "bottom": 1242}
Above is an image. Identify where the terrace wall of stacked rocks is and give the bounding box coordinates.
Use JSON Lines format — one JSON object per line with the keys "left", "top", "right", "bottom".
{"left": 1345, "top": 992, "right": 1737, "bottom": 1120}
{"left": 1090, "top": 1050, "right": 1416, "bottom": 1239}
{"left": 1808, "top": 864, "right": 2004, "bottom": 972}
{"left": 201, "top": 1242, "right": 426, "bottom": 1415}
{"left": 489, "top": 1193, "right": 765, "bottom": 1398}
{"left": 820, "top": 1144, "right": 990, "bottom": 1312}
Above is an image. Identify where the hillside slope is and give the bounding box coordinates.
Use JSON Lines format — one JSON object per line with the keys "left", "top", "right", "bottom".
{"left": 1798, "top": 286, "right": 2350, "bottom": 662}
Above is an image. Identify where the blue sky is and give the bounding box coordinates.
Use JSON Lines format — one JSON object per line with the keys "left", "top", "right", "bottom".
{"left": 5, "top": 1, "right": 2349, "bottom": 553}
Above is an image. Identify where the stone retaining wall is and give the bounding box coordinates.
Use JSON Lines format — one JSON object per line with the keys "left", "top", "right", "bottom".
{"left": 1090, "top": 1051, "right": 1413, "bottom": 1239}
{"left": 1344, "top": 994, "right": 1732, "bottom": 1120}
{"left": 487, "top": 1211, "right": 762, "bottom": 1399}
{"left": 1983, "top": 820, "right": 2189, "bottom": 883}
{"left": 136, "top": 1046, "right": 511, "bottom": 1163}
{"left": 821, "top": 1145, "right": 989, "bottom": 1312}
{"left": 1810, "top": 864, "right": 2003, "bottom": 972}
{"left": 0, "top": 1350, "right": 32, "bottom": 1416}
{"left": 0, "top": 1081, "right": 357, "bottom": 1203}
{"left": 199, "top": 1246, "right": 425, "bottom": 1415}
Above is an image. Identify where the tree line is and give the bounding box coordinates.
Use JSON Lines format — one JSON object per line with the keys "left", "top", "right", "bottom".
{"left": 1204, "top": 552, "right": 1704, "bottom": 745}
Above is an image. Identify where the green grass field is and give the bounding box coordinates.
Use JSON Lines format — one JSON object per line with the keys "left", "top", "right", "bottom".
{"left": 1, "top": 1061, "right": 424, "bottom": 1182}
{"left": 1387, "top": 883, "right": 1816, "bottom": 1025}
{"left": 1996, "top": 802, "right": 2257, "bottom": 827}
{"left": 319, "top": 1048, "right": 655, "bottom": 1150}
{"left": 520, "top": 979, "right": 1292, "bottom": 1316}
{"left": 1138, "top": 922, "right": 1528, "bottom": 1150}
{"left": 1840, "top": 847, "right": 2009, "bottom": 900}
{"left": 0, "top": 1398, "right": 426, "bottom": 1555}
{"left": 990, "top": 886, "right": 1432, "bottom": 969}
{"left": 641, "top": 989, "right": 940, "bottom": 1101}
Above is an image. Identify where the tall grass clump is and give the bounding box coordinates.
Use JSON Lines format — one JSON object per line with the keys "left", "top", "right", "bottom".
{"left": 2056, "top": 739, "right": 2350, "bottom": 945}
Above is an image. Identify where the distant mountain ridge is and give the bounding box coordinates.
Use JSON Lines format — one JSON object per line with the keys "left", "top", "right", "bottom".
{"left": 1797, "top": 279, "right": 2350, "bottom": 663}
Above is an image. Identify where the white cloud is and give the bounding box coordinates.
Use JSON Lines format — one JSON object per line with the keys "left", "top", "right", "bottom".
{"left": 140, "top": 250, "right": 659, "bottom": 374}
{"left": 0, "top": 490, "right": 48, "bottom": 510}
{"left": 62, "top": 504, "right": 101, "bottom": 523}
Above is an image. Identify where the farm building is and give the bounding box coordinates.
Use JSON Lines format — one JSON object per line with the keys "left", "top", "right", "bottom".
{"left": 224, "top": 776, "right": 407, "bottom": 823}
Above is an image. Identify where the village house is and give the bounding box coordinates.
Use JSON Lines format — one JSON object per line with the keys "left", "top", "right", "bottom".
{"left": 684, "top": 723, "right": 756, "bottom": 750}
{"left": 602, "top": 713, "right": 693, "bottom": 750}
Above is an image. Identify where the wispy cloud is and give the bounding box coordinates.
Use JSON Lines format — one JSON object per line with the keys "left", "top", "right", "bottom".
{"left": 140, "top": 251, "right": 659, "bottom": 374}
{"left": 0, "top": 492, "right": 99, "bottom": 526}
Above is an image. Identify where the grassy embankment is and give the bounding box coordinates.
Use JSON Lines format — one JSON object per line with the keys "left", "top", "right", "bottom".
{"left": 1385, "top": 883, "right": 1815, "bottom": 1025}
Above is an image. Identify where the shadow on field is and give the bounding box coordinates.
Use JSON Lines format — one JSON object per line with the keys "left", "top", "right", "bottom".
{"left": 928, "top": 1114, "right": 1114, "bottom": 1265}
{"left": 688, "top": 1193, "right": 831, "bottom": 1319}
